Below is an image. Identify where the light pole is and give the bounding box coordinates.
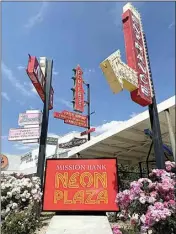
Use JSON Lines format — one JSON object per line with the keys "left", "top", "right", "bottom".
{"left": 37, "top": 59, "right": 53, "bottom": 188}
{"left": 144, "top": 33, "right": 165, "bottom": 169}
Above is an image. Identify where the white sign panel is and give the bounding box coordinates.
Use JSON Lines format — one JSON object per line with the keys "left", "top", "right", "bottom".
{"left": 40, "top": 57, "right": 47, "bottom": 78}
{"left": 18, "top": 112, "right": 42, "bottom": 126}
{"left": 22, "top": 139, "right": 39, "bottom": 144}
{"left": 8, "top": 128, "right": 40, "bottom": 141}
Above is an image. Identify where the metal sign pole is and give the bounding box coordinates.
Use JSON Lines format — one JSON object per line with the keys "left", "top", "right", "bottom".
{"left": 144, "top": 34, "right": 165, "bottom": 169}
{"left": 87, "top": 84, "right": 91, "bottom": 141}
{"left": 37, "top": 59, "right": 53, "bottom": 188}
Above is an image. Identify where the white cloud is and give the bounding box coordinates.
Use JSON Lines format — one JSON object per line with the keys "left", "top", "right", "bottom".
{"left": 13, "top": 144, "right": 31, "bottom": 151}
{"left": 13, "top": 143, "right": 39, "bottom": 151}
{"left": 130, "top": 112, "right": 138, "bottom": 118}
{"left": 48, "top": 133, "right": 59, "bottom": 138}
{"left": 110, "top": 2, "right": 125, "bottom": 28}
{"left": 16, "top": 100, "right": 25, "bottom": 106}
{"left": 168, "top": 21, "right": 175, "bottom": 29}
{"left": 2, "top": 62, "right": 34, "bottom": 97}
{"left": 17, "top": 65, "right": 25, "bottom": 70}
{"left": 95, "top": 120, "right": 125, "bottom": 135}
{"left": 53, "top": 68, "right": 59, "bottom": 76}
{"left": 56, "top": 98, "right": 72, "bottom": 109}
{"left": 1, "top": 92, "right": 10, "bottom": 101}
{"left": 29, "top": 105, "right": 35, "bottom": 110}
{"left": 29, "top": 83, "right": 38, "bottom": 95}
{"left": 13, "top": 133, "right": 58, "bottom": 152}
{"left": 24, "top": 2, "right": 48, "bottom": 29}
{"left": 84, "top": 68, "right": 96, "bottom": 76}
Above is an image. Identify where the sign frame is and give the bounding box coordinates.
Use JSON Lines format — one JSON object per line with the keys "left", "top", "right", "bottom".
{"left": 42, "top": 157, "right": 119, "bottom": 213}
{"left": 8, "top": 127, "right": 40, "bottom": 141}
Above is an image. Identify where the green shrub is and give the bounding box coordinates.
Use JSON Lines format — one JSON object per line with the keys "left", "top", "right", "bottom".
{"left": 1, "top": 173, "right": 42, "bottom": 234}
{"left": 1, "top": 204, "right": 40, "bottom": 234}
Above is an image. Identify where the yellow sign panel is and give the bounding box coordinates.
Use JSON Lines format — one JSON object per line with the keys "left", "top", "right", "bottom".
{"left": 100, "top": 50, "right": 138, "bottom": 94}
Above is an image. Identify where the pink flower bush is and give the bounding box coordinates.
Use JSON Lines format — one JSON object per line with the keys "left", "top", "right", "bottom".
{"left": 112, "top": 225, "right": 122, "bottom": 234}
{"left": 116, "top": 161, "right": 176, "bottom": 233}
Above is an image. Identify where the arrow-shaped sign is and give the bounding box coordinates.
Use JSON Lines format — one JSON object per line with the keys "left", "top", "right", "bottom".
{"left": 100, "top": 50, "right": 138, "bottom": 94}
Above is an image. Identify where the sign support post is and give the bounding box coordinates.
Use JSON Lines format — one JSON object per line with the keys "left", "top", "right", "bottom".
{"left": 37, "top": 59, "right": 53, "bottom": 187}
{"left": 87, "top": 83, "right": 91, "bottom": 141}
{"left": 144, "top": 34, "right": 165, "bottom": 169}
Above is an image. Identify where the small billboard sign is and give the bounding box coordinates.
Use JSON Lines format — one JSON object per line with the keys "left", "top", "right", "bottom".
{"left": 54, "top": 110, "right": 87, "bottom": 121}
{"left": 54, "top": 110, "right": 88, "bottom": 128}
{"left": 64, "top": 119, "right": 87, "bottom": 128}
{"left": 47, "top": 137, "right": 58, "bottom": 146}
{"left": 18, "top": 112, "right": 42, "bottom": 126}
{"left": 22, "top": 139, "right": 39, "bottom": 144}
{"left": 58, "top": 137, "right": 87, "bottom": 149}
{"left": 8, "top": 127, "right": 40, "bottom": 141}
{"left": 80, "top": 128, "right": 96, "bottom": 136}
{"left": 43, "top": 158, "right": 119, "bottom": 212}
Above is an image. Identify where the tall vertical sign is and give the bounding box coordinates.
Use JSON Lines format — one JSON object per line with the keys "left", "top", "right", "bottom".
{"left": 26, "top": 55, "right": 54, "bottom": 110}
{"left": 27, "top": 55, "right": 54, "bottom": 186}
{"left": 122, "top": 3, "right": 153, "bottom": 107}
{"left": 54, "top": 65, "right": 94, "bottom": 141}
{"left": 72, "top": 65, "right": 85, "bottom": 113}
{"left": 100, "top": 2, "right": 165, "bottom": 169}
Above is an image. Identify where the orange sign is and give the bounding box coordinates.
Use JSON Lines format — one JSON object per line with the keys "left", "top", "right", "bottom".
{"left": 53, "top": 110, "right": 88, "bottom": 128}
{"left": 64, "top": 119, "right": 87, "bottom": 128}
{"left": 1, "top": 154, "right": 9, "bottom": 169}
{"left": 73, "top": 65, "right": 85, "bottom": 113}
{"left": 43, "top": 158, "right": 119, "bottom": 212}
{"left": 54, "top": 110, "right": 87, "bottom": 121}
{"left": 26, "top": 55, "right": 54, "bottom": 110}
{"left": 81, "top": 128, "right": 96, "bottom": 136}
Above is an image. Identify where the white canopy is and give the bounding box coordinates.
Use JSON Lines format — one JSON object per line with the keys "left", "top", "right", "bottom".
{"left": 67, "top": 96, "right": 175, "bottom": 164}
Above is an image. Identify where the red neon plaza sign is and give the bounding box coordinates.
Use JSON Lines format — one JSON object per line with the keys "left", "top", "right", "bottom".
{"left": 43, "top": 158, "right": 119, "bottom": 212}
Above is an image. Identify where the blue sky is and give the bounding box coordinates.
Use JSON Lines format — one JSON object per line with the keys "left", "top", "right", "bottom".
{"left": 1, "top": 1, "right": 175, "bottom": 155}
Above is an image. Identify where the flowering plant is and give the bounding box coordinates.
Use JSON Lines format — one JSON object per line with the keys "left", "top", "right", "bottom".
{"left": 112, "top": 224, "right": 123, "bottom": 234}
{"left": 1, "top": 173, "right": 42, "bottom": 220}
{"left": 1, "top": 173, "right": 42, "bottom": 234}
{"left": 116, "top": 161, "right": 176, "bottom": 234}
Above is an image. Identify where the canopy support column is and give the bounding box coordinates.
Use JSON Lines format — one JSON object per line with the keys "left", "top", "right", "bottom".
{"left": 164, "top": 109, "right": 176, "bottom": 162}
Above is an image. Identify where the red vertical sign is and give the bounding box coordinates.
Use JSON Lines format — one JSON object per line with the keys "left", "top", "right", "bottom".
{"left": 26, "top": 56, "right": 54, "bottom": 110}
{"left": 122, "top": 6, "right": 152, "bottom": 107}
{"left": 73, "top": 65, "right": 85, "bottom": 113}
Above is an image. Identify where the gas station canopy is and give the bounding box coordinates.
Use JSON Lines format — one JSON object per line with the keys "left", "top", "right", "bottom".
{"left": 67, "top": 96, "right": 175, "bottom": 164}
